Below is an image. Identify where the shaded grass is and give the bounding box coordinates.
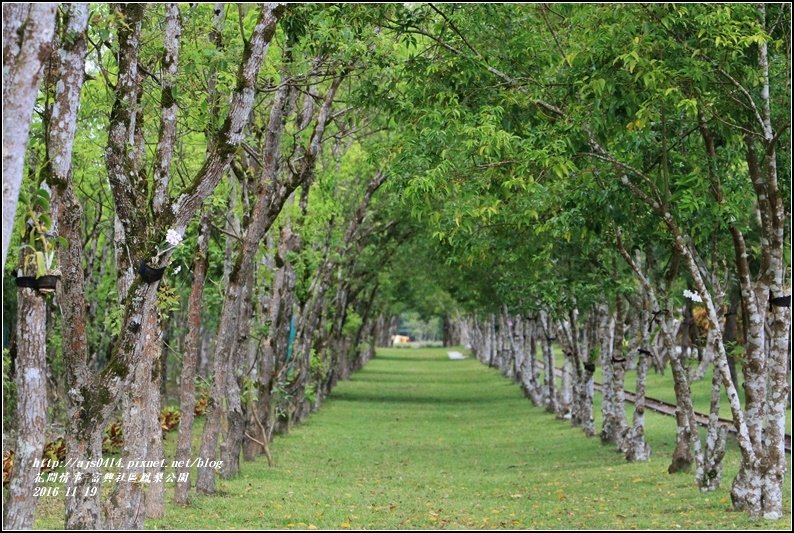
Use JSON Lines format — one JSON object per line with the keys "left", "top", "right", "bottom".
{"left": 33, "top": 346, "right": 790, "bottom": 529}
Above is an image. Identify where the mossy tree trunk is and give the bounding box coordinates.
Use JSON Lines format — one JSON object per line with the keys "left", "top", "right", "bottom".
{"left": 621, "top": 288, "right": 652, "bottom": 461}
{"left": 87, "top": 4, "right": 284, "bottom": 526}
{"left": 35, "top": 5, "right": 102, "bottom": 528}
{"left": 1, "top": 3, "right": 57, "bottom": 268}
{"left": 538, "top": 311, "right": 557, "bottom": 415}
{"left": 600, "top": 297, "right": 628, "bottom": 446}
{"left": 4, "top": 283, "right": 48, "bottom": 530}
{"left": 696, "top": 368, "right": 726, "bottom": 491}
{"left": 173, "top": 213, "right": 210, "bottom": 504}
{"left": 198, "top": 65, "right": 344, "bottom": 491}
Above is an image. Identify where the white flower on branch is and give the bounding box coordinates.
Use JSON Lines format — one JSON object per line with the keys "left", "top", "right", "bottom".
{"left": 165, "top": 229, "right": 183, "bottom": 247}
{"left": 683, "top": 289, "right": 702, "bottom": 303}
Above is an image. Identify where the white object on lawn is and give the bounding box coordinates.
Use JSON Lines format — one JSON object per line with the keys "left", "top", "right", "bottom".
{"left": 447, "top": 351, "right": 466, "bottom": 360}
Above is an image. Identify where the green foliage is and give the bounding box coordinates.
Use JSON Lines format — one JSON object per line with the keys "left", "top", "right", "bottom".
{"left": 241, "top": 377, "right": 258, "bottom": 407}
{"left": 194, "top": 378, "right": 212, "bottom": 417}
{"left": 341, "top": 310, "right": 363, "bottom": 338}
{"left": 399, "top": 312, "right": 441, "bottom": 342}
{"left": 102, "top": 306, "right": 124, "bottom": 338}
{"left": 271, "top": 378, "right": 293, "bottom": 420}
{"left": 156, "top": 283, "right": 181, "bottom": 319}
{"left": 2, "top": 348, "right": 16, "bottom": 429}
{"left": 303, "top": 382, "right": 317, "bottom": 405}
{"left": 17, "top": 185, "right": 60, "bottom": 277}
{"left": 309, "top": 348, "right": 327, "bottom": 382}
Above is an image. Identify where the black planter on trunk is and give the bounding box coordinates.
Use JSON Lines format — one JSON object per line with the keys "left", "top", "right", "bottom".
{"left": 15, "top": 275, "right": 60, "bottom": 292}
{"left": 138, "top": 260, "right": 167, "bottom": 283}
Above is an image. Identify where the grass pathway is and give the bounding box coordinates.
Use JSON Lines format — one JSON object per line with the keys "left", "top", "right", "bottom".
{"left": 145, "top": 346, "right": 789, "bottom": 530}
{"left": 33, "top": 346, "right": 791, "bottom": 529}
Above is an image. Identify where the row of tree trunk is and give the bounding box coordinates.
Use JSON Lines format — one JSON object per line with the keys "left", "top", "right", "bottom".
{"left": 2, "top": 4, "right": 399, "bottom": 529}
{"left": 464, "top": 284, "right": 753, "bottom": 495}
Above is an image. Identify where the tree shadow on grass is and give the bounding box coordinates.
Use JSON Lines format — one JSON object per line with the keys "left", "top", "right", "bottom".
{"left": 373, "top": 354, "right": 451, "bottom": 363}
{"left": 352, "top": 376, "right": 497, "bottom": 386}
{"left": 330, "top": 391, "right": 507, "bottom": 405}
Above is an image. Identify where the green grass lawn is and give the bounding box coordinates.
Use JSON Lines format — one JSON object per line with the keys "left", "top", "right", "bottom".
{"left": 33, "top": 346, "right": 791, "bottom": 529}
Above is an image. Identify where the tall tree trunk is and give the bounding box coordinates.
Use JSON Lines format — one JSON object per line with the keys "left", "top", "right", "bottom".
{"left": 519, "top": 318, "right": 543, "bottom": 406}
{"left": 539, "top": 312, "right": 558, "bottom": 414}
{"left": 624, "top": 348, "right": 651, "bottom": 461}
{"left": 603, "top": 297, "right": 629, "bottom": 448}
{"left": 221, "top": 267, "right": 255, "bottom": 479}
{"left": 195, "top": 280, "right": 241, "bottom": 494}
{"left": 247, "top": 223, "right": 298, "bottom": 460}
{"left": 501, "top": 312, "right": 514, "bottom": 379}
{"left": 58, "top": 119, "right": 104, "bottom": 524}
{"left": 203, "top": 170, "right": 238, "bottom": 479}
{"left": 723, "top": 294, "right": 740, "bottom": 388}
{"left": 1, "top": 3, "right": 57, "bottom": 269}
{"left": 557, "top": 311, "right": 592, "bottom": 435}
{"left": 620, "top": 290, "right": 653, "bottom": 461}
{"left": 666, "top": 325, "right": 697, "bottom": 474}
{"left": 614, "top": 233, "right": 700, "bottom": 474}
{"left": 557, "top": 357, "right": 572, "bottom": 420}
{"left": 580, "top": 361, "right": 596, "bottom": 437}
{"left": 599, "top": 304, "right": 618, "bottom": 444}
{"left": 487, "top": 313, "right": 498, "bottom": 368}
{"left": 104, "top": 5, "right": 169, "bottom": 524}
{"left": 697, "top": 367, "right": 727, "bottom": 491}
{"left": 103, "top": 304, "right": 163, "bottom": 530}
{"left": 243, "top": 249, "right": 277, "bottom": 462}
{"left": 752, "top": 10, "right": 790, "bottom": 514}
{"left": 4, "top": 287, "right": 48, "bottom": 529}
{"left": 610, "top": 330, "right": 628, "bottom": 448}
{"left": 728, "top": 229, "right": 768, "bottom": 512}
{"left": 174, "top": 214, "right": 210, "bottom": 504}
{"left": 198, "top": 69, "right": 340, "bottom": 492}
{"left": 33, "top": 4, "right": 101, "bottom": 527}
{"left": 145, "top": 317, "right": 166, "bottom": 519}
{"left": 622, "top": 290, "right": 651, "bottom": 459}
{"left": 98, "top": 6, "right": 285, "bottom": 508}
{"left": 442, "top": 314, "right": 452, "bottom": 347}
